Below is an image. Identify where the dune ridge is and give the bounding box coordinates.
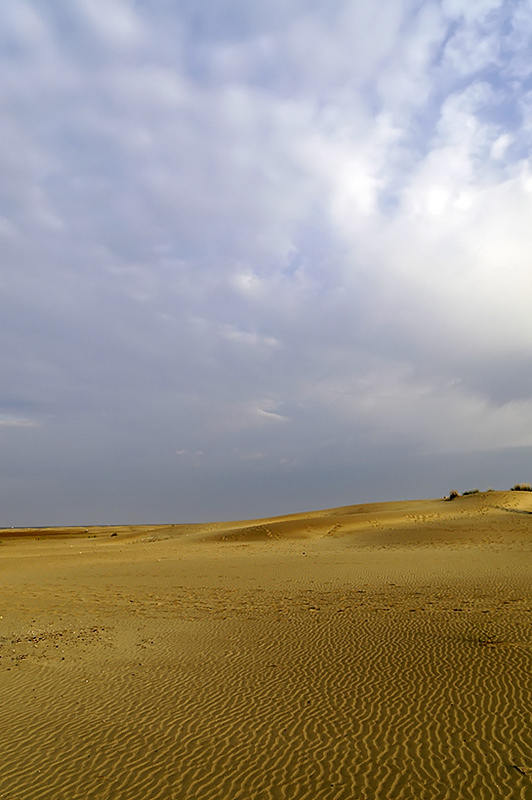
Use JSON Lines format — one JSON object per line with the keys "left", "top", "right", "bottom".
{"left": 0, "top": 491, "right": 531, "bottom": 799}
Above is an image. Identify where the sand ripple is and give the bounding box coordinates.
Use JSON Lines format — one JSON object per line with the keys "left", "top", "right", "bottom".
{"left": 1, "top": 581, "right": 530, "bottom": 799}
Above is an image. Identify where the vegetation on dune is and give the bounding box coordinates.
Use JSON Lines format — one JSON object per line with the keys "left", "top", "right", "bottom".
{"left": 446, "top": 483, "right": 531, "bottom": 499}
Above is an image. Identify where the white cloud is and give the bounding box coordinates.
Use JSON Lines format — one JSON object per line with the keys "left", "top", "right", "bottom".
{"left": 74, "top": 0, "right": 146, "bottom": 49}
{"left": 0, "top": 417, "right": 36, "bottom": 428}
{"left": 442, "top": 17, "right": 501, "bottom": 75}
{"left": 377, "top": 2, "right": 446, "bottom": 113}
{"left": 441, "top": 0, "right": 503, "bottom": 24}
{"left": 490, "top": 132, "right": 512, "bottom": 160}
{"left": 255, "top": 406, "right": 289, "bottom": 423}
{"left": 219, "top": 324, "right": 279, "bottom": 349}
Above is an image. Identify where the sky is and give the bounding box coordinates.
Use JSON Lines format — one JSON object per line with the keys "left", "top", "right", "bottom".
{"left": 2, "top": 0, "right": 532, "bottom": 526}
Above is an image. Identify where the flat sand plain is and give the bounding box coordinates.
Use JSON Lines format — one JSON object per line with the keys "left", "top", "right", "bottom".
{"left": 0, "top": 490, "right": 531, "bottom": 800}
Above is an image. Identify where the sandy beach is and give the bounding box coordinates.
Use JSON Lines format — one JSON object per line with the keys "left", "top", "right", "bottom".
{"left": 1, "top": 490, "right": 531, "bottom": 799}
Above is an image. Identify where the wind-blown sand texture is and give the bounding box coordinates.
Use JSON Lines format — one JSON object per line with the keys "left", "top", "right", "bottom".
{"left": 1, "top": 490, "right": 531, "bottom": 799}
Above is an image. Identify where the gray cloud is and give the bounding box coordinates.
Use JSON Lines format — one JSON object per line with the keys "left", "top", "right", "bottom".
{"left": 2, "top": 0, "right": 532, "bottom": 525}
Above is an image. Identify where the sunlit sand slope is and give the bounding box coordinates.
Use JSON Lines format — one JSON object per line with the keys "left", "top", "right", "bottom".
{"left": 0, "top": 491, "right": 531, "bottom": 799}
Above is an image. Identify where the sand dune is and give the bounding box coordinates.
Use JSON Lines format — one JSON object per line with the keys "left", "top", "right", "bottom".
{"left": 0, "top": 491, "right": 531, "bottom": 799}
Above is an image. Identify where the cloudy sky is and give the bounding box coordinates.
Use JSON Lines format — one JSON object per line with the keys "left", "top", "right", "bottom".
{"left": 2, "top": 0, "right": 532, "bottom": 525}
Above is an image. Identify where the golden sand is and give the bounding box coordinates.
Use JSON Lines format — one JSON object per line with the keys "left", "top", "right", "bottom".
{"left": 0, "top": 490, "right": 531, "bottom": 799}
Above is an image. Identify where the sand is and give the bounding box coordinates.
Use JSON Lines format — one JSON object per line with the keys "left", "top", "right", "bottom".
{"left": 0, "top": 490, "right": 531, "bottom": 799}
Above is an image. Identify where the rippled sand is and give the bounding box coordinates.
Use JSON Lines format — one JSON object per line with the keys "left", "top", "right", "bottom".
{"left": 1, "top": 490, "right": 531, "bottom": 799}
